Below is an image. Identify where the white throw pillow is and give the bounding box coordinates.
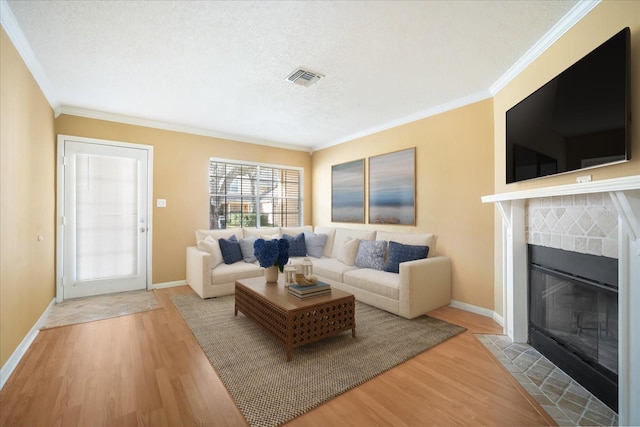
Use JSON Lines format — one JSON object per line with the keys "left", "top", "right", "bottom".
{"left": 337, "top": 238, "right": 360, "bottom": 266}
{"left": 196, "top": 235, "right": 223, "bottom": 267}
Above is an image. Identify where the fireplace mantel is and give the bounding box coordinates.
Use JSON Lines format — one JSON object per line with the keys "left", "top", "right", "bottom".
{"left": 482, "top": 175, "right": 640, "bottom": 425}
{"left": 482, "top": 175, "right": 640, "bottom": 203}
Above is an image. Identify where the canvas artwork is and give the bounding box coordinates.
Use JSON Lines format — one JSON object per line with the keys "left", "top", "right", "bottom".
{"left": 369, "top": 148, "right": 415, "bottom": 225}
{"left": 331, "top": 159, "right": 365, "bottom": 223}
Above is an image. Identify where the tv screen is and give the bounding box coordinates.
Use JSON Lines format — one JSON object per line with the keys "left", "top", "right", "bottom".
{"left": 506, "top": 27, "right": 630, "bottom": 184}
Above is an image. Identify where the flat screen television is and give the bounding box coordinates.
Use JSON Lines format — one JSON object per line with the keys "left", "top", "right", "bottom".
{"left": 506, "top": 27, "right": 631, "bottom": 184}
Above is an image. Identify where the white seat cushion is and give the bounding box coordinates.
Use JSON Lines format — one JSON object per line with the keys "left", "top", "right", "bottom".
{"left": 343, "top": 268, "right": 400, "bottom": 300}
{"left": 211, "top": 262, "right": 262, "bottom": 285}
{"left": 312, "top": 258, "right": 359, "bottom": 283}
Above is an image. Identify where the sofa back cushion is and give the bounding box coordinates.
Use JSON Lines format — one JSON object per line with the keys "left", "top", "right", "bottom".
{"left": 376, "top": 231, "right": 437, "bottom": 256}
{"left": 331, "top": 228, "right": 376, "bottom": 258}
{"left": 281, "top": 226, "right": 313, "bottom": 235}
{"left": 242, "top": 227, "right": 281, "bottom": 239}
{"left": 196, "top": 228, "right": 242, "bottom": 243}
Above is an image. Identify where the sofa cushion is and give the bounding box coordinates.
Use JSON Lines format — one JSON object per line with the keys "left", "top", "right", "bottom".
{"left": 303, "top": 232, "right": 328, "bottom": 258}
{"left": 344, "top": 269, "right": 400, "bottom": 300}
{"left": 211, "top": 261, "right": 262, "bottom": 285}
{"left": 281, "top": 226, "right": 313, "bottom": 236}
{"left": 355, "top": 240, "right": 387, "bottom": 270}
{"left": 331, "top": 228, "right": 376, "bottom": 258}
{"left": 243, "top": 227, "right": 281, "bottom": 239}
{"left": 196, "top": 235, "right": 224, "bottom": 268}
{"left": 314, "top": 226, "right": 336, "bottom": 257}
{"left": 196, "top": 228, "right": 242, "bottom": 243}
{"left": 312, "top": 258, "right": 359, "bottom": 283}
{"left": 219, "top": 235, "right": 243, "bottom": 264}
{"left": 383, "top": 241, "right": 429, "bottom": 273}
{"left": 238, "top": 237, "right": 257, "bottom": 263}
{"left": 376, "top": 231, "right": 437, "bottom": 256}
{"left": 337, "top": 238, "right": 360, "bottom": 266}
{"left": 283, "top": 233, "right": 306, "bottom": 257}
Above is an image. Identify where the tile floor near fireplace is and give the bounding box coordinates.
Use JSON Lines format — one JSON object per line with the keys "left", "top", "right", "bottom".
{"left": 476, "top": 334, "right": 618, "bottom": 426}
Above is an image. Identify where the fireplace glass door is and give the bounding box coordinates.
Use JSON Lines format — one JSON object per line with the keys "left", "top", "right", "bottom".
{"left": 529, "top": 266, "right": 618, "bottom": 375}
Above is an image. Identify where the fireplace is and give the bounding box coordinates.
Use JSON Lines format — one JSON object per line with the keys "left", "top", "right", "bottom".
{"left": 528, "top": 244, "right": 618, "bottom": 410}
{"left": 481, "top": 176, "right": 640, "bottom": 425}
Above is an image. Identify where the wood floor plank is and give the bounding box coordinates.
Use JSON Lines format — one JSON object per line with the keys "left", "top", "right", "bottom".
{"left": 0, "top": 286, "right": 553, "bottom": 426}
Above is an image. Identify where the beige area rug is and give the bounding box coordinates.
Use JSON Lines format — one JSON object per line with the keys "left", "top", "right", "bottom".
{"left": 172, "top": 293, "right": 465, "bottom": 427}
{"left": 41, "top": 290, "right": 159, "bottom": 329}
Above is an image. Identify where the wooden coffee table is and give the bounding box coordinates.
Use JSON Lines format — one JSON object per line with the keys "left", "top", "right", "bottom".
{"left": 234, "top": 276, "right": 356, "bottom": 361}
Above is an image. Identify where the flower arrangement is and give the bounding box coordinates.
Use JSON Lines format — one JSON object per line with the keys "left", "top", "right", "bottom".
{"left": 253, "top": 238, "right": 290, "bottom": 272}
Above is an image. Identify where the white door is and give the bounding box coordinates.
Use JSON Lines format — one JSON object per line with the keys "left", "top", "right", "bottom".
{"left": 58, "top": 137, "right": 152, "bottom": 300}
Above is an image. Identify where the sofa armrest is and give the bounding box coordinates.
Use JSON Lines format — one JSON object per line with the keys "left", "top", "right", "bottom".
{"left": 398, "top": 256, "right": 451, "bottom": 319}
{"left": 186, "top": 246, "right": 212, "bottom": 299}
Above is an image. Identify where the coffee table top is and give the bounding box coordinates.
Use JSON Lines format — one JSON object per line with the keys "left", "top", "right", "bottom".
{"left": 235, "top": 276, "right": 353, "bottom": 311}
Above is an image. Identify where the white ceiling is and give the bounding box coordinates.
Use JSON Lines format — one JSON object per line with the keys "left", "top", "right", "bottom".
{"left": 3, "top": 0, "right": 593, "bottom": 152}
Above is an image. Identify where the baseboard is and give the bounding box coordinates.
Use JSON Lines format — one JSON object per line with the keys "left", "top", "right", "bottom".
{"left": 0, "top": 298, "right": 55, "bottom": 390}
{"left": 449, "top": 300, "right": 495, "bottom": 319}
{"left": 492, "top": 312, "right": 505, "bottom": 327}
{"left": 153, "top": 280, "right": 187, "bottom": 289}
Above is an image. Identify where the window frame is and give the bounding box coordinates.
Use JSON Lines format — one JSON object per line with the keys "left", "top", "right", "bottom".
{"left": 208, "top": 157, "right": 304, "bottom": 229}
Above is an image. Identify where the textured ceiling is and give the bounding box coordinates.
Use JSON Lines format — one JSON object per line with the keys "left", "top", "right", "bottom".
{"left": 3, "top": 0, "right": 584, "bottom": 151}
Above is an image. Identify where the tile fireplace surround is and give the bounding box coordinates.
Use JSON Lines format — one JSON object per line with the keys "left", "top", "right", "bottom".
{"left": 482, "top": 175, "right": 640, "bottom": 426}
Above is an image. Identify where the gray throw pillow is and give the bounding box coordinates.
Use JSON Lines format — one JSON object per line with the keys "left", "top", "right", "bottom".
{"left": 303, "top": 232, "right": 328, "bottom": 258}
{"left": 355, "top": 240, "right": 387, "bottom": 270}
{"left": 239, "top": 237, "right": 257, "bottom": 263}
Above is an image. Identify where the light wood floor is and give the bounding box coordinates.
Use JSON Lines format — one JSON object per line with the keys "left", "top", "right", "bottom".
{"left": 0, "top": 286, "right": 556, "bottom": 426}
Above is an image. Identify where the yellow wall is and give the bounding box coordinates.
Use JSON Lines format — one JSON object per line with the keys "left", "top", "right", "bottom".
{"left": 491, "top": 1, "right": 640, "bottom": 315}
{"left": 55, "top": 116, "right": 313, "bottom": 284}
{"left": 312, "top": 99, "right": 496, "bottom": 310}
{"left": 0, "top": 28, "right": 56, "bottom": 367}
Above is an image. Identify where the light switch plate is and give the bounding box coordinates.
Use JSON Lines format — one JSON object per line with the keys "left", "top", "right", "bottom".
{"left": 157, "top": 199, "right": 167, "bottom": 208}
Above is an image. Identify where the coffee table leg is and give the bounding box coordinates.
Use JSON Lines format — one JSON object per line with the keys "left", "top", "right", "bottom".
{"left": 352, "top": 327, "right": 356, "bottom": 338}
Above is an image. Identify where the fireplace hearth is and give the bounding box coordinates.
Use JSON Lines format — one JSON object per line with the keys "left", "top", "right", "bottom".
{"left": 528, "top": 244, "right": 618, "bottom": 411}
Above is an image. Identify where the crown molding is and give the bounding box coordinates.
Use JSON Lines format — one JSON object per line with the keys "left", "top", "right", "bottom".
{"left": 58, "top": 106, "right": 311, "bottom": 152}
{"left": 489, "top": 0, "right": 600, "bottom": 95}
{"left": 0, "top": 0, "right": 60, "bottom": 110}
{"left": 312, "top": 90, "right": 492, "bottom": 152}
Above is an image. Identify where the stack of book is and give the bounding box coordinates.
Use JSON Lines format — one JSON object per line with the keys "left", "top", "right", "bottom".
{"left": 288, "top": 282, "right": 331, "bottom": 299}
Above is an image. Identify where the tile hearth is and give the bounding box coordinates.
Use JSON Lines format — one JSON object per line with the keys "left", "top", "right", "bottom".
{"left": 476, "top": 334, "right": 618, "bottom": 426}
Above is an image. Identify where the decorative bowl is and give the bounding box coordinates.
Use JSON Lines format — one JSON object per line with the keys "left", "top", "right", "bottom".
{"left": 295, "top": 273, "right": 318, "bottom": 286}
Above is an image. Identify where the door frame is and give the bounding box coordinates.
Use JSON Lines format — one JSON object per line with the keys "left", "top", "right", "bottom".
{"left": 56, "top": 134, "right": 154, "bottom": 302}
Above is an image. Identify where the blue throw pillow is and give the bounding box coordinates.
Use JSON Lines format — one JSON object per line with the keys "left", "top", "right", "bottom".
{"left": 303, "top": 232, "right": 328, "bottom": 258}
{"left": 283, "top": 233, "right": 307, "bottom": 257}
{"left": 383, "top": 241, "right": 429, "bottom": 273}
{"left": 355, "top": 240, "right": 387, "bottom": 270}
{"left": 219, "top": 235, "right": 243, "bottom": 264}
{"left": 239, "top": 237, "right": 257, "bottom": 263}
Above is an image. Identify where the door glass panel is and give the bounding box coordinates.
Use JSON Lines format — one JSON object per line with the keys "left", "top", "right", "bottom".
{"left": 75, "top": 154, "right": 138, "bottom": 281}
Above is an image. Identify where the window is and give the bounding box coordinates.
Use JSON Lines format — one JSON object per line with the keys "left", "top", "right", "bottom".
{"left": 209, "top": 159, "right": 302, "bottom": 229}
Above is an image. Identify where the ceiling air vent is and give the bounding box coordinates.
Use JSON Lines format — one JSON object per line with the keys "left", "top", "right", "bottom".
{"left": 285, "top": 68, "right": 324, "bottom": 87}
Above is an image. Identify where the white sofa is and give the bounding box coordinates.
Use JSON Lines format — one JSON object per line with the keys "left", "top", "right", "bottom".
{"left": 186, "top": 226, "right": 451, "bottom": 319}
